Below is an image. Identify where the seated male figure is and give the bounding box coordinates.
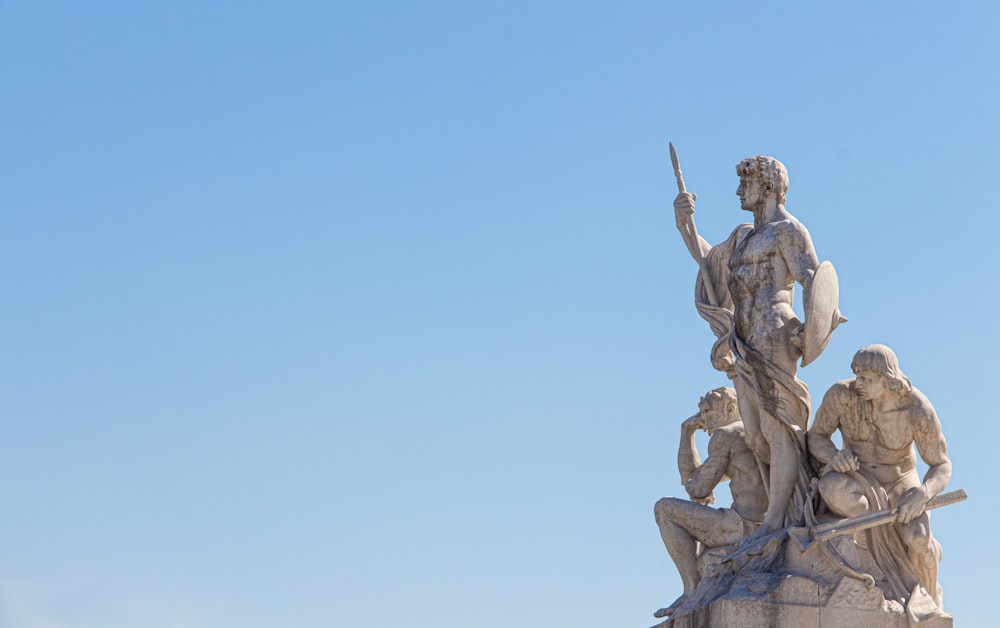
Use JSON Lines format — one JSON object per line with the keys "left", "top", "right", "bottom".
{"left": 807, "top": 345, "right": 951, "bottom": 610}
{"left": 653, "top": 387, "right": 767, "bottom": 618}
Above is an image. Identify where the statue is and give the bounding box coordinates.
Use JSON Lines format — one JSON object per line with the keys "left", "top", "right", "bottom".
{"left": 651, "top": 145, "right": 964, "bottom": 627}
{"left": 807, "top": 345, "right": 953, "bottom": 618}
{"left": 653, "top": 387, "right": 767, "bottom": 619}
{"left": 670, "top": 145, "right": 845, "bottom": 543}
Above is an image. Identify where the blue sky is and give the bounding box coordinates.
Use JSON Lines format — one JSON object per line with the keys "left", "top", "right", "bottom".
{"left": 1, "top": 2, "right": 998, "bottom": 626}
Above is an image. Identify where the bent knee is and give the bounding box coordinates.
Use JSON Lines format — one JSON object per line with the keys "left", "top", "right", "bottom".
{"left": 818, "top": 473, "right": 868, "bottom": 518}
{"left": 901, "top": 518, "right": 932, "bottom": 547}
{"left": 654, "top": 497, "right": 684, "bottom": 523}
{"left": 818, "top": 472, "right": 848, "bottom": 496}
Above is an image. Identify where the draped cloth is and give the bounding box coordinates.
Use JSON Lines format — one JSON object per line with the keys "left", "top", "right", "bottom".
{"left": 844, "top": 468, "right": 944, "bottom": 619}
{"left": 850, "top": 468, "right": 912, "bottom": 602}
{"left": 693, "top": 225, "right": 815, "bottom": 526}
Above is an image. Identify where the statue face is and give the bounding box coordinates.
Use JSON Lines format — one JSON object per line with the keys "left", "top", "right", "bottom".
{"left": 853, "top": 370, "right": 890, "bottom": 401}
{"left": 700, "top": 403, "right": 733, "bottom": 435}
{"left": 736, "top": 174, "right": 765, "bottom": 212}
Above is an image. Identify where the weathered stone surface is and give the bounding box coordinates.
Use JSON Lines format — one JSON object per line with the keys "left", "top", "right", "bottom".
{"left": 653, "top": 388, "right": 767, "bottom": 617}
{"left": 650, "top": 148, "right": 961, "bottom": 627}
{"left": 656, "top": 596, "right": 952, "bottom": 628}
{"left": 784, "top": 528, "right": 886, "bottom": 585}
{"left": 671, "top": 152, "right": 839, "bottom": 537}
{"left": 826, "top": 577, "right": 893, "bottom": 611}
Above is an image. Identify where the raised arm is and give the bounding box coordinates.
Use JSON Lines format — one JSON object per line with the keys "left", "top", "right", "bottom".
{"left": 674, "top": 192, "right": 711, "bottom": 264}
{"left": 677, "top": 414, "right": 703, "bottom": 483}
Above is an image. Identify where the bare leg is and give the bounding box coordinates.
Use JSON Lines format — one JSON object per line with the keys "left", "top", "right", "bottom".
{"left": 761, "top": 411, "right": 798, "bottom": 530}
{"left": 731, "top": 378, "right": 772, "bottom": 547}
{"left": 654, "top": 499, "right": 701, "bottom": 595}
{"left": 734, "top": 377, "right": 769, "bottom": 463}
{"left": 653, "top": 498, "right": 745, "bottom": 616}
{"left": 901, "top": 513, "right": 943, "bottom": 609}
{"left": 736, "top": 410, "right": 801, "bottom": 546}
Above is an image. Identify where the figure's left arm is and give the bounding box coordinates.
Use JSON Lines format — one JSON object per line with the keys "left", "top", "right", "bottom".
{"left": 777, "top": 222, "right": 822, "bottom": 351}
{"left": 898, "top": 399, "right": 952, "bottom": 523}
{"left": 777, "top": 220, "right": 820, "bottom": 287}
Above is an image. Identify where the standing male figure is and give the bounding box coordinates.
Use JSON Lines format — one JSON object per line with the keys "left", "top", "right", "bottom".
{"left": 807, "top": 345, "right": 951, "bottom": 611}
{"left": 673, "top": 156, "right": 841, "bottom": 542}
{"left": 653, "top": 387, "right": 767, "bottom": 618}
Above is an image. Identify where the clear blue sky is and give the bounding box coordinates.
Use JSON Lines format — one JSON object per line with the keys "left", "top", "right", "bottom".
{"left": 1, "top": 2, "right": 997, "bottom": 627}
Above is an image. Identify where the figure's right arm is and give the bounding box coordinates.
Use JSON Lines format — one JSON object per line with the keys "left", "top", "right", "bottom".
{"left": 808, "top": 383, "right": 857, "bottom": 472}
{"left": 677, "top": 414, "right": 703, "bottom": 483}
{"left": 674, "top": 192, "right": 711, "bottom": 262}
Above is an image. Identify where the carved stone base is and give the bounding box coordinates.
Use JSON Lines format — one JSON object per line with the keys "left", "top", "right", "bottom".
{"left": 656, "top": 594, "right": 952, "bottom": 628}
{"left": 651, "top": 534, "right": 952, "bottom": 628}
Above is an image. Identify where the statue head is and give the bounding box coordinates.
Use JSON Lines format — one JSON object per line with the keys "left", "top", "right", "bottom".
{"left": 735, "top": 156, "right": 789, "bottom": 207}
{"left": 698, "top": 387, "right": 740, "bottom": 434}
{"left": 850, "top": 344, "right": 913, "bottom": 400}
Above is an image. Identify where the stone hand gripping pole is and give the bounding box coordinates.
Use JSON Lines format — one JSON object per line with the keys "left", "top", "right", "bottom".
{"left": 788, "top": 489, "right": 967, "bottom": 552}
{"left": 668, "top": 142, "right": 740, "bottom": 379}
{"left": 669, "top": 142, "right": 718, "bottom": 309}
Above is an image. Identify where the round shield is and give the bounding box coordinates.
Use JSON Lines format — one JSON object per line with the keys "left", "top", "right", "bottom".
{"left": 801, "top": 261, "right": 846, "bottom": 367}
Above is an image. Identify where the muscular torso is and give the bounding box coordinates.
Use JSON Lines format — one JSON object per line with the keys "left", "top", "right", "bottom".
{"left": 813, "top": 382, "right": 939, "bottom": 488}
{"left": 840, "top": 399, "right": 919, "bottom": 486}
{"left": 717, "top": 425, "right": 768, "bottom": 522}
{"left": 726, "top": 221, "right": 805, "bottom": 365}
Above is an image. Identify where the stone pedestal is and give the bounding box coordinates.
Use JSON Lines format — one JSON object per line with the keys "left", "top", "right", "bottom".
{"left": 658, "top": 595, "right": 952, "bottom": 628}
{"left": 651, "top": 536, "right": 953, "bottom": 628}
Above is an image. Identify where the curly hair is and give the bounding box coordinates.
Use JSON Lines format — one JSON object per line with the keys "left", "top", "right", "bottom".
{"left": 699, "top": 386, "right": 738, "bottom": 411}
{"left": 736, "top": 156, "right": 789, "bottom": 204}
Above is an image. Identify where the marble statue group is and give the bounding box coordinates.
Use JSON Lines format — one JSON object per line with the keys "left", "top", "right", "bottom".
{"left": 651, "top": 146, "right": 963, "bottom": 627}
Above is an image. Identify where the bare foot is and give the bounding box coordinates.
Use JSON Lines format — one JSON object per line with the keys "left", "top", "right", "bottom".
{"left": 653, "top": 595, "right": 686, "bottom": 619}
{"left": 737, "top": 522, "right": 779, "bottom": 548}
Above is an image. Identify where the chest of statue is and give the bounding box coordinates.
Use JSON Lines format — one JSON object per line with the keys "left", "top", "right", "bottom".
{"left": 728, "top": 228, "right": 781, "bottom": 272}
{"left": 873, "top": 411, "right": 913, "bottom": 451}
{"left": 842, "top": 401, "right": 913, "bottom": 452}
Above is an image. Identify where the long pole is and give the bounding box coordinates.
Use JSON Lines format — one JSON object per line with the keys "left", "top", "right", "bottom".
{"left": 669, "top": 142, "right": 718, "bottom": 308}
